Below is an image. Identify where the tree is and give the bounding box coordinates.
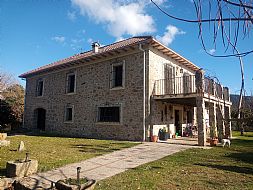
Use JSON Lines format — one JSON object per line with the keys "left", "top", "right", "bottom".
{"left": 0, "top": 71, "right": 24, "bottom": 130}
{"left": 0, "top": 100, "right": 15, "bottom": 128}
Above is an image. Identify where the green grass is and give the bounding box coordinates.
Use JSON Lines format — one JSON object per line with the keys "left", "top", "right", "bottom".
{"left": 0, "top": 135, "right": 137, "bottom": 177}
{"left": 96, "top": 131, "right": 253, "bottom": 190}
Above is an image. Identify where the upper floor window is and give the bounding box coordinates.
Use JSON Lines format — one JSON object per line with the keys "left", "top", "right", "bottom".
{"left": 111, "top": 61, "right": 125, "bottom": 89}
{"left": 36, "top": 79, "right": 44, "bottom": 96}
{"left": 66, "top": 72, "right": 76, "bottom": 94}
{"left": 98, "top": 106, "right": 120, "bottom": 122}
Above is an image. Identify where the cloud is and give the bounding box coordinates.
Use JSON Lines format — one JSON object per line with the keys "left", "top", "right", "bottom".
{"left": 71, "top": 0, "right": 155, "bottom": 39}
{"left": 208, "top": 48, "right": 216, "bottom": 55}
{"left": 156, "top": 25, "right": 185, "bottom": 46}
{"left": 87, "top": 38, "right": 93, "bottom": 44}
{"left": 152, "top": 0, "right": 167, "bottom": 5}
{"left": 67, "top": 11, "right": 77, "bottom": 21}
{"left": 70, "top": 38, "right": 85, "bottom": 51}
{"left": 51, "top": 36, "right": 66, "bottom": 43}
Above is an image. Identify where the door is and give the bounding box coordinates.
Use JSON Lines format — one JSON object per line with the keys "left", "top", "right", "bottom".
{"left": 164, "top": 64, "right": 175, "bottom": 94}
{"left": 36, "top": 108, "right": 46, "bottom": 131}
{"left": 175, "top": 110, "right": 181, "bottom": 136}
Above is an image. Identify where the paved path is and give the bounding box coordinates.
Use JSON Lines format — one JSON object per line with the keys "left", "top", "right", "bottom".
{"left": 9, "top": 142, "right": 201, "bottom": 189}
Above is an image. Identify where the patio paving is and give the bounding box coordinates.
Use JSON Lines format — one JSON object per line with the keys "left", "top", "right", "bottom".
{"left": 1, "top": 141, "right": 208, "bottom": 189}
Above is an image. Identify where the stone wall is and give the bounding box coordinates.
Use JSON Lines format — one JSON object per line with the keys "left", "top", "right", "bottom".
{"left": 24, "top": 50, "right": 145, "bottom": 141}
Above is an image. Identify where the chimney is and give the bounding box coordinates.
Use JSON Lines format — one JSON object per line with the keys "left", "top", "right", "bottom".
{"left": 92, "top": 42, "right": 100, "bottom": 53}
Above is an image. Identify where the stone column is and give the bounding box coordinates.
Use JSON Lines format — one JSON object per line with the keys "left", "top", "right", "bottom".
{"left": 195, "top": 69, "right": 206, "bottom": 146}
{"left": 209, "top": 103, "right": 217, "bottom": 138}
{"left": 216, "top": 105, "right": 225, "bottom": 141}
{"left": 196, "top": 97, "right": 206, "bottom": 146}
{"left": 224, "top": 106, "right": 232, "bottom": 138}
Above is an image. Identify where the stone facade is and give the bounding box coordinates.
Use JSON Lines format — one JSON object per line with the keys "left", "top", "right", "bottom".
{"left": 24, "top": 50, "right": 145, "bottom": 141}
{"left": 22, "top": 37, "right": 232, "bottom": 144}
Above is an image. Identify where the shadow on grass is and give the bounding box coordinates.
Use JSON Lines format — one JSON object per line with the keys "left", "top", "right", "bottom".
{"left": 195, "top": 163, "right": 253, "bottom": 175}
{"left": 0, "top": 168, "right": 6, "bottom": 177}
{"left": 226, "top": 152, "right": 253, "bottom": 164}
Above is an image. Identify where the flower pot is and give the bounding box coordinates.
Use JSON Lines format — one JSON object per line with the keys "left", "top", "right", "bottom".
{"left": 151, "top": 135, "right": 158, "bottom": 142}
{"left": 159, "top": 132, "right": 165, "bottom": 140}
{"left": 0, "top": 133, "right": 7, "bottom": 140}
{"left": 210, "top": 139, "right": 218, "bottom": 146}
{"left": 55, "top": 178, "right": 96, "bottom": 190}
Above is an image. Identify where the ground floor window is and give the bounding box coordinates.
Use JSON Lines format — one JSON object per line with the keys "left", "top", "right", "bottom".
{"left": 98, "top": 106, "right": 120, "bottom": 122}
{"left": 65, "top": 105, "right": 74, "bottom": 122}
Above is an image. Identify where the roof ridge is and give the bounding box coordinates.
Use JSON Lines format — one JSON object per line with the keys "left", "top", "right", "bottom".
{"left": 19, "top": 36, "right": 152, "bottom": 78}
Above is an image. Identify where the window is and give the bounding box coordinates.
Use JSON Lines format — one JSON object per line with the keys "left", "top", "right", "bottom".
{"left": 98, "top": 106, "right": 120, "bottom": 122}
{"left": 36, "top": 79, "right": 44, "bottom": 96}
{"left": 65, "top": 105, "right": 74, "bottom": 122}
{"left": 66, "top": 73, "right": 76, "bottom": 93}
{"left": 111, "top": 62, "right": 125, "bottom": 88}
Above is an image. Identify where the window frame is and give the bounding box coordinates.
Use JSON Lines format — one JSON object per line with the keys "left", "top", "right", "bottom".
{"left": 66, "top": 72, "right": 76, "bottom": 94}
{"left": 97, "top": 105, "right": 122, "bottom": 124}
{"left": 64, "top": 105, "right": 74, "bottom": 123}
{"left": 110, "top": 61, "right": 125, "bottom": 90}
{"left": 36, "top": 78, "right": 44, "bottom": 97}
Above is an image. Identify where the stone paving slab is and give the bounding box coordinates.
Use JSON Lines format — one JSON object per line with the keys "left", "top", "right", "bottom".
{"left": 2, "top": 142, "right": 205, "bottom": 189}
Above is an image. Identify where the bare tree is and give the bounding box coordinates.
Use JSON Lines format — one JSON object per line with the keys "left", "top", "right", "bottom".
{"left": 0, "top": 70, "right": 18, "bottom": 94}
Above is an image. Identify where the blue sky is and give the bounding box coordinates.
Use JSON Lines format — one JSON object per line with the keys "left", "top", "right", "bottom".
{"left": 0, "top": 0, "right": 252, "bottom": 95}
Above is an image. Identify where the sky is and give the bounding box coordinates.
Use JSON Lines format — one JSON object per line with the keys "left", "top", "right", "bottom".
{"left": 0, "top": 0, "right": 252, "bottom": 95}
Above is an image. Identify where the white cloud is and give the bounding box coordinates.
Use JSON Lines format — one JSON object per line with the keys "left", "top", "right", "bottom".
{"left": 152, "top": 0, "right": 167, "bottom": 5}
{"left": 67, "top": 11, "right": 77, "bottom": 21}
{"left": 71, "top": 0, "right": 155, "bottom": 39}
{"left": 87, "top": 38, "right": 93, "bottom": 44}
{"left": 208, "top": 48, "right": 216, "bottom": 55}
{"left": 51, "top": 36, "right": 66, "bottom": 43}
{"left": 156, "top": 25, "right": 185, "bottom": 46}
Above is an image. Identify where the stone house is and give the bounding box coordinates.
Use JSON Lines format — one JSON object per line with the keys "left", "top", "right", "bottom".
{"left": 20, "top": 36, "right": 232, "bottom": 146}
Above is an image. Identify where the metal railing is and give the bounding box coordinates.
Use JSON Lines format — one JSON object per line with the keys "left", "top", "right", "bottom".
{"left": 154, "top": 75, "right": 196, "bottom": 96}
{"left": 154, "top": 75, "right": 230, "bottom": 101}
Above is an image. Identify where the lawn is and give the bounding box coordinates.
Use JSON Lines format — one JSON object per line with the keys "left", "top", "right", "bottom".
{"left": 96, "top": 131, "right": 253, "bottom": 190}
{"left": 0, "top": 134, "right": 137, "bottom": 177}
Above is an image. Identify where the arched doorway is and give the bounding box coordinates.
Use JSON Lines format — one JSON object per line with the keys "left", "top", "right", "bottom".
{"left": 35, "top": 108, "right": 46, "bottom": 131}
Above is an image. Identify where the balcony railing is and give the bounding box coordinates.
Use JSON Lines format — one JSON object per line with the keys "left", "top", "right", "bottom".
{"left": 154, "top": 75, "right": 230, "bottom": 101}
{"left": 154, "top": 75, "right": 196, "bottom": 96}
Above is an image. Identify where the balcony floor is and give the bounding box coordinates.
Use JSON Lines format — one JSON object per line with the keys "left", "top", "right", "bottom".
{"left": 153, "top": 94, "right": 197, "bottom": 106}
{"left": 153, "top": 92, "right": 232, "bottom": 106}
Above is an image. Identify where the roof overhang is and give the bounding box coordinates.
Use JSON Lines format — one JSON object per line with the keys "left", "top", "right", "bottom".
{"left": 19, "top": 36, "right": 199, "bottom": 78}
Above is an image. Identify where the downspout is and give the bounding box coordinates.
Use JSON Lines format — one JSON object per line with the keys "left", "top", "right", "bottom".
{"left": 139, "top": 44, "right": 146, "bottom": 142}
{"left": 22, "top": 78, "right": 26, "bottom": 128}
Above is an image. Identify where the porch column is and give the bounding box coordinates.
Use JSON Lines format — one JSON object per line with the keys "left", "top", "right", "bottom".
{"left": 224, "top": 106, "right": 232, "bottom": 138}
{"left": 209, "top": 103, "right": 217, "bottom": 137}
{"left": 195, "top": 69, "right": 206, "bottom": 146}
{"left": 196, "top": 97, "right": 206, "bottom": 146}
{"left": 216, "top": 104, "right": 225, "bottom": 141}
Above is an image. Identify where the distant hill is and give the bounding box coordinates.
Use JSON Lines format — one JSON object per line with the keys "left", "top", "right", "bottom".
{"left": 230, "top": 94, "right": 253, "bottom": 110}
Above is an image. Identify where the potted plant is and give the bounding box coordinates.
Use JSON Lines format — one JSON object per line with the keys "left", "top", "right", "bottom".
{"left": 55, "top": 167, "right": 96, "bottom": 190}
{"left": 158, "top": 127, "right": 169, "bottom": 141}
{"left": 151, "top": 135, "right": 158, "bottom": 142}
{"left": 209, "top": 125, "right": 218, "bottom": 146}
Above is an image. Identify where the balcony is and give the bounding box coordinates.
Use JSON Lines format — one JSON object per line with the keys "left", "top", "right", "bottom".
{"left": 153, "top": 75, "right": 230, "bottom": 102}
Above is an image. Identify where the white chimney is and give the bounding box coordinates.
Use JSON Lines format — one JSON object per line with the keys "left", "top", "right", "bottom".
{"left": 92, "top": 42, "right": 100, "bottom": 53}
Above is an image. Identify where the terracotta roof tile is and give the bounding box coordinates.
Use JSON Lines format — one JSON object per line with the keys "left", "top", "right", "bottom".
{"left": 19, "top": 36, "right": 152, "bottom": 78}
{"left": 19, "top": 36, "right": 199, "bottom": 78}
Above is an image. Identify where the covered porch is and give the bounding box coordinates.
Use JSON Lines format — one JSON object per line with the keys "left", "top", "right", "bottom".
{"left": 150, "top": 70, "right": 232, "bottom": 146}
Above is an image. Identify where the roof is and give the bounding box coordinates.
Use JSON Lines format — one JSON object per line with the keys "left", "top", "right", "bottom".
{"left": 19, "top": 36, "right": 199, "bottom": 78}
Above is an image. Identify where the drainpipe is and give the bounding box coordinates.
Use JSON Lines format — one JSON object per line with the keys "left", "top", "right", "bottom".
{"left": 22, "top": 78, "right": 26, "bottom": 129}
{"left": 139, "top": 44, "right": 146, "bottom": 142}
